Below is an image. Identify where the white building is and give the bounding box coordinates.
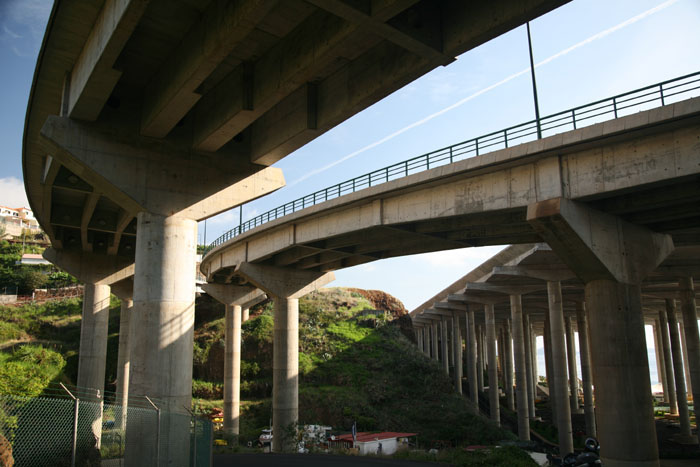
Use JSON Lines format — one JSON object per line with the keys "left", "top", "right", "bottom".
{"left": 1, "top": 205, "right": 41, "bottom": 238}
{"left": 329, "top": 431, "right": 417, "bottom": 455}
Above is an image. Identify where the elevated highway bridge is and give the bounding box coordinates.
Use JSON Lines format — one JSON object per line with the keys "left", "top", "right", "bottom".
{"left": 25, "top": 0, "right": 572, "bottom": 463}
{"left": 200, "top": 90, "right": 700, "bottom": 466}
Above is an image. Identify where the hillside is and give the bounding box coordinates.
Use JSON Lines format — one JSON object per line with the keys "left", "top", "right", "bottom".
{"left": 193, "top": 287, "right": 515, "bottom": 448}
{"left": 0, "top": 286, "right": 523, "bottom": 459}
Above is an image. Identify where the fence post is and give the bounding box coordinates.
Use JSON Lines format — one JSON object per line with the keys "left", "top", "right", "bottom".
{"left": 60, "top": 384, "right": 79, "bottom": 467}
{"left": 145, "top": 396, "right": 160, "bottom": 467}
{"left": 192, "top": 415, "right": 197, "bottom": 466}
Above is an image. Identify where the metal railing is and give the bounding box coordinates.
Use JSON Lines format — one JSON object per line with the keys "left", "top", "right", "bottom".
{"left": 206, "top": 71, "right": 700, "bottom": 254}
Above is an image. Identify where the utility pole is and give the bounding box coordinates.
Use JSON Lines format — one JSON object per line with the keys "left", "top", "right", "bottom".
{"left": 526, "top": 22, "right": 542, "bottom": 139}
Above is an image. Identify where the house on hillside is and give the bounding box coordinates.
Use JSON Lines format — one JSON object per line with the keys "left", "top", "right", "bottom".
{"left": 329, "top": 431, "right": 417, "bottom": 455}
{"left": 0, "top": 206, "right": 42, "bottom": 238}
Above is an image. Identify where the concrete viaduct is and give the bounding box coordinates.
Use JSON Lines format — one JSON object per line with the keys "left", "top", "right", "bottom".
{"left": 199, "top": 96, "right": 700, "bottom": 467}
{"left": 23, "top": 0, "right": 570, "bottom": 464}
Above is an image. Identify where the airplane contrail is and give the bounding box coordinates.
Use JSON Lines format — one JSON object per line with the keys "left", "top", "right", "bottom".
{"left": 290, "top": 0, "right": 679, "bottom": 186}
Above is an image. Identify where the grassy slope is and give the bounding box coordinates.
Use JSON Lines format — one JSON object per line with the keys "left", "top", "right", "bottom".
{"left": 0, "top": 296, "right": 122, "bottom": 394}
{"left": 194, "top": 287, "right": 516, "bottom": 449}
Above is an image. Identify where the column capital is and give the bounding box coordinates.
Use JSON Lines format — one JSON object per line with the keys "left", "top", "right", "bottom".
{"left": 527, "top": 197, "right": 673, "bottom": 284}
{"left": 235, "top": 263, "right": 334, "bottom": 299}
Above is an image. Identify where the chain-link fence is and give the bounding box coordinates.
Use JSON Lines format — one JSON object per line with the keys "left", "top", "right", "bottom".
{"left": 0, "top": 384, "right": 212, "bottom": 467}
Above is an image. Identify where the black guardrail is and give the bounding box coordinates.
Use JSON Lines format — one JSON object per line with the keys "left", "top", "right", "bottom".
{"left": 205, "top": 71, "right": 700, "bottom": 255}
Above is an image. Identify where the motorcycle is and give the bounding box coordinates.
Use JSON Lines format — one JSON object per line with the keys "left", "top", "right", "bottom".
{"left": 547, "top": 437, "right": 601, "bottom": 466}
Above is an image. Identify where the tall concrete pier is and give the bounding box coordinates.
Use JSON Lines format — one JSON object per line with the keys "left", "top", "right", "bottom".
{"left": 530, "top": 197, "right": 673, "bottom": 467}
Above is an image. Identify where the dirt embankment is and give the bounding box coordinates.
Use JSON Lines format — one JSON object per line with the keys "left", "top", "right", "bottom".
{"left": 346, "top": 288, "right": 407, "bottom": 318}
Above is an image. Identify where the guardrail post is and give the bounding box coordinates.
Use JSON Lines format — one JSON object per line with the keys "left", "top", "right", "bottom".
{"left": 449, "top": 147, "right": 453, "bottom": 163}
{"left": 572, "top": 109, "right": 577, "bottom": 130}
{"left": 660, "top": 84, "right": 665, "bottom": 106}
{"left": 385, "top": 167, "right": 389, "bottom": 182}
{"left": 613, "top": 97, "right": 618, "bottom": 118}
{"left": 504, "top": 129, "right": 508, "bottom": 148}
{"left": 475, "top": 139, "right": 479, "bottom": 156}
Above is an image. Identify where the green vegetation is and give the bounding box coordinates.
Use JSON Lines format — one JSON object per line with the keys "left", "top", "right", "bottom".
{"left": 394, "top": 445, "right": 537, "bottom": 466}
{"left": 0, "top": 345, "right": 65, "bottom": 397}
{"left": 0, "top": 296, "right": 122, "bottom": 396}
{"left": 0, "top": 240, "right": 78, "bottom": 294}
{"left": 193, "top": 287, "right": 517, "bottom": 453}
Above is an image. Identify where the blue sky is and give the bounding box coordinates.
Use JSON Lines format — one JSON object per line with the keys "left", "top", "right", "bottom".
{"left": 2, "top": 0, "right": 699, "bottom": 381}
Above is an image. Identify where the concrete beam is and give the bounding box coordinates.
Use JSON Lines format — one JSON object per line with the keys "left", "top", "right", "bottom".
{"left": 141, "top": 0, "right": 276, "bottom": 138}
{"left": 447, "top": 293, "right": 504, "bottom": 306}
{"left": 43, "top": 247, "right": 134, "bottom": 285}
{"left": 491, "top": 265, "right": 576, "bottom": 282}
{"left": 308, "top": 0, "right": 454, "bottom": 64}
{"left": 41, "top": 116, "right": 284, "bottom": 219}
{"left": 464, "top": 282, "right": 545, "bottom": 296}
{"left": 527, "top": 197, "right": 674, "bottom": 284}
{"left": 193, "top": 10, "right": 356, "bottom": 153}
{"left": 201, "top": 284, "right": 264, "bottom": 307}
{"left": 67, "top": 0, "right": 149, "bottom": 121}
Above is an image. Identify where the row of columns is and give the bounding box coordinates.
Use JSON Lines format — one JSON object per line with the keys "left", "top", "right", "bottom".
{"left": 415, "top": 277, "right": 698, "bottom": 465}
{"left": 412, "top": 198, "right": 700, "bottom": 467}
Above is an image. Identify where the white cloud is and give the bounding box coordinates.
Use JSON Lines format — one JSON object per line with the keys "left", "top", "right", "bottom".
{"left": 0, "top": 177, "right": 30, "bottom": 208}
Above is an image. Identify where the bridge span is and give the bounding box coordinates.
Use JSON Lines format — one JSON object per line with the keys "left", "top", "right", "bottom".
{"left": 25, "top": 0, "right": 571, "bottom": 462}
{"left": 201, "top": 96, "right": 700, "bottom": 466}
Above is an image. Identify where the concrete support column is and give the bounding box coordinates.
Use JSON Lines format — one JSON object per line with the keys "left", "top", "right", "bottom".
{"left": 504, "top": 319, "right": 515, "bottom": 411}
{"left": 234, "top": 263, "right": 333, "bottom": 452}
{"left": 423, "top": 327, "right": 430, "bottom": 357}
{"left": 467, "top": 309, "right": 478, "bottom": 411}
{"left": 476, "top": 324, "right": 485, "bottom": 393}
{"left": 678, "top": 321, "right": 692, "bottom": 397}
{"left": 523, "top": 313, "right": 536, "bottom": 420}
{"left": 452, "top": 311, "right": 463, "bottom": 394}
{"left": 441, "top": 318, "right": 449, "bottom": 375}
{"left": 547, "top": 280, "right": 573, "bottom": 456}
{"left": 77, "top": 282, "right": 112, "bottom": 393}
{"left": 575, "top": 301, "right": 596, "bottom": 438}
{"left": 531, "top": 329, "right": 538, "bottom": 397}
{"left": 665, "top": 300, "right": 692, "bottom": 440}
{"left": 679, "top": 277, "right": 700, "bottom": 419}
{"left": 498, "top": 327, "right": 506, "bottom": 390}
{"left": 242, "top": 308, "right": 250, "bottom": 323}
{"left": 127, "top": 213, "right": 197, "bottom": 466}
{"left": 565, "top": 316, "right": 580, "bottom": 413}
{"left": 543, "top": 313, "right": 557, "bottom": 423}
{"left": 653, "top": 320, "right": 669, "bottom": 402}
{"left": 431, "top": 323, "right": 439, "bottom": 361}
{"left": 448, "top": 318, "right": 454, "bottom": 369}
{"left": 224, "top": 304, "right": 242, "bottom": 437}
{"left": 116, "top": 297, "right": 132, "bottom": 431}
{"left": 78, "top": 282, "right": 111, "bottom": 447}
{"left": 585, "top": 280, "right": 659, "bottom": 466}
{"left": 273, "top": 297, "right": 299, "bottom": 450}
{"left": 510, "top": 294, "right": 530, "bottom": 441}
{"left": 529, "top": 196, "right": 673, "bottom": 467}
{"left": 485, "top": 304, "right": 500, "bottom": 426}
{"left": 659, "top": 309, "right": 678, "bottom": 414}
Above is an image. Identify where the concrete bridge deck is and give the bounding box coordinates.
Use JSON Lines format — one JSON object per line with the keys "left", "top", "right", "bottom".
{"left": 201, "top": 96, "right": 700, "bottom": 282}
